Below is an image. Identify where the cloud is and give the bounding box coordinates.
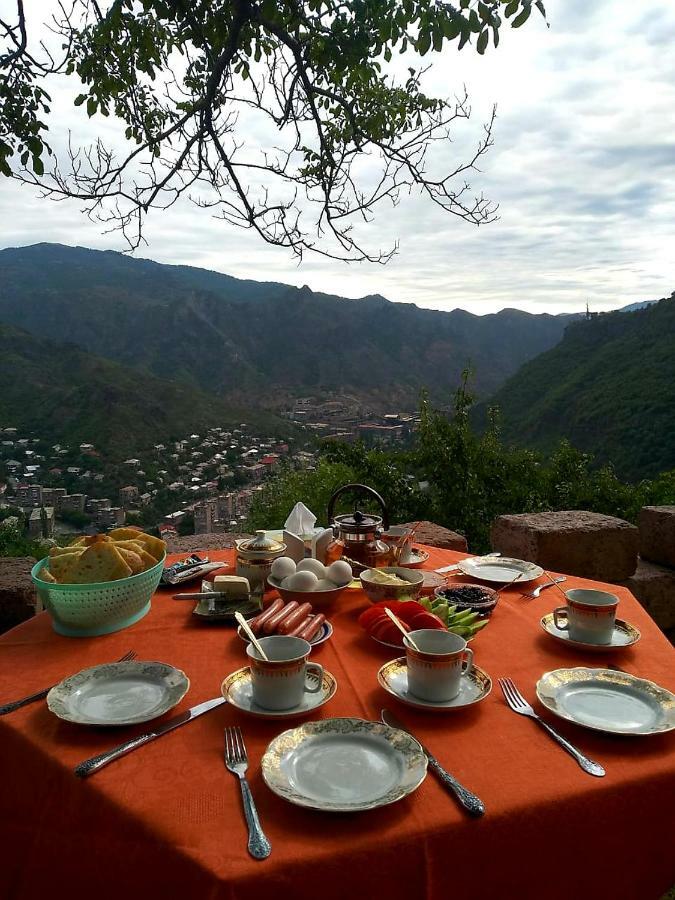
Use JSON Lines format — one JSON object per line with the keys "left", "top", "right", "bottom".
{"left": 0, "top": 0, "right": 674, "bottom": 314}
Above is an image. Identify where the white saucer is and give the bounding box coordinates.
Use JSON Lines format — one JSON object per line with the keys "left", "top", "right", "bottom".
{"left": 221, "top": 666, "right": 337, "bottom": 719}
{"left": 377, "top": 658, "right": 491, "bottom": 711}
{"left": 540, "top": 612, "right": 641, "bottom": 651}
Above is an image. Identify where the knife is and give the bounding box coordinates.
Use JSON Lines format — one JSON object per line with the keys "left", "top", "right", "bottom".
{"left": 74, "top": 697, "right": 226, "bottom": 778}
{"left": 435, "top": 552, "right": 501, "bottom": 575}
{"left": 381, "top": 708, "right": 485, "bottom": 817}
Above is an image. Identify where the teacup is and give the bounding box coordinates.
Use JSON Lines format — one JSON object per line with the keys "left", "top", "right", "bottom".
{"left": 553, "top": 589, "right": 619, "bottom": 645}
{"left": 382, "top": 526, "right": 415, "bottom": 563}
{"left": 404, "top": 629, "right": 474, "bottom": 702}
{"left": 246, "top": 635, "right": 323, "bottom": 710}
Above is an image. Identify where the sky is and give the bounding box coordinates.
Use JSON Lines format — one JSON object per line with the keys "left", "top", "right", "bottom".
{"left": 1, "top": 1, "right": 674, "bottom": 314}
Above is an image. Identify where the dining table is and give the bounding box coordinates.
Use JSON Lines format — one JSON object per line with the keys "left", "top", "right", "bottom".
{"left": 1, "top": 544, "right": 674, "bottom": 900}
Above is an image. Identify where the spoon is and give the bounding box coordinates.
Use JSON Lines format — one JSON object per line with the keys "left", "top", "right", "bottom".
{"left": 384, "top": 607, "right": 420, "bottom": 651}
{"left": 234, "top": 611, "right": 269, "bottom": 660}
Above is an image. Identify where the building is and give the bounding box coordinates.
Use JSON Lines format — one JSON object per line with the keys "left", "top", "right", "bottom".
{"left": 42, "top": 487, "right": 67, "bottom": 506}
{"left": 97, "top": 507, "right": 125, "bottom": 529}
{"left": 120, "top": 485, "right": 139, "bottom": 505}
{"left": 57, "top": 493, "right": 87, "bottom": 514}
{"left": 87, "top": 498, "right": 111, "bottom": 515}
{"left": 28, "top": 506, "right": 55, "bottom": 538}
{"left": 15, "top": 484, "right": 43, "bottom": 507}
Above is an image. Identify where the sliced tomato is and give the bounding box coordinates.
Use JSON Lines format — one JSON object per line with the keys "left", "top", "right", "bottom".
{"left": 358, "top": 606, "right": 390, "bottom": 630}
{"left": 370, "top": 619, "right": 407, "bottom": 646}
{"left": 408, "top": 611, "right": 446, "bottom": 631}
{"left": 393, "top": 601, "right": 427, "bottom": 625}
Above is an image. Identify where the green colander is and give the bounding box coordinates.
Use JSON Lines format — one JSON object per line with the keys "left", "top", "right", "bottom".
{"left": 31, "top": 554, "right": 166, "bottom": 637}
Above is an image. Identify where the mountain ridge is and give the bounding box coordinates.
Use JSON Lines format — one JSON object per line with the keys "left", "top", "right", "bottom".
{"left": 0, "top": 243, "right": 576, "bottom": 408}
{"left": 481, "top": 293, "right": 675, "bottom": 478}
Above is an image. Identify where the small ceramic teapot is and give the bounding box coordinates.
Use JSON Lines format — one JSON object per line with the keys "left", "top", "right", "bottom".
{"left": 235, "top": 530, "right": 286, "bottom": 592}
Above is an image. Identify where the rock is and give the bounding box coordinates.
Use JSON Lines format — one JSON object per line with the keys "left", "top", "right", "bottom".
{"left": 164, "top": 532, "right": 250, "bottom": 554}
{"left": 0, "top": 557, "right": 37, "bottom": 634}
{"left": 398, "top": 521, "right": 468, "bottom": 552}
{"left": 490, "top": 511, "right": 638, "bottom": 581}
{"left": 618, "top": 557, "right": 675, "bottom": 632}
{"left": 638, "top": 506, "right": 675, "bottom": 569}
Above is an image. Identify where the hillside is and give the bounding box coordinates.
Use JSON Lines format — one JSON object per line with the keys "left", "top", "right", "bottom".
{"left": 0, "top": 323, "right": 289, "bottom": 456}
{"left": 0, "top": 244, "right": 574, "bottom": 408}
{"left": 482, "top": 294, "right": 675, "bottom": 478}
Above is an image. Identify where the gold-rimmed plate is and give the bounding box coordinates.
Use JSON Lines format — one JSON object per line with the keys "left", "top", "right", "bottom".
{"left": 540, "top": 613, "right": 640, "bottom": 651}
{"left": 378, "top": 658, "right": 491, "bottom": 711}
{"left": 456, "top": 556, "right": 543, "bottom": 584}
{"left": 261, "top": 717, "right": 427, "bottom": 811}
{"left": 536, "top": 667, "right": 675, "bottom": 736}
{"left": 47, "top": 661, "right": 190, "bottom": 726}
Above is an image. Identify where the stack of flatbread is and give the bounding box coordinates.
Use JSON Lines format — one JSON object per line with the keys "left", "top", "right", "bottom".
{"left": 40, "top": 528, "right": 166, "bottom": 584}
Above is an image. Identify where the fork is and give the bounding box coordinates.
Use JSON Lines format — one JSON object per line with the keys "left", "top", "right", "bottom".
{"left": 0, "top": 650, "right": 137, "bottom": 716}
{"left": 224, "top": 726, "right": 271, "bottom": 860}
{"left": 523, "top": 576, "right": 567, "bottom": 598}
{"left": 498, "top": 678, "right": 605, "bottom": 777}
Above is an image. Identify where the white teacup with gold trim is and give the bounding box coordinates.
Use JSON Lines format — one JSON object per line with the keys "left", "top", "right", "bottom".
{"left": 553, "top": 588, "right": 619, "bottom": 645}
{"left": 404, "top": 629, "right": 474, "bottom": 702}
{"left": 246, "top": 635, "right": 323, "bottom": 710}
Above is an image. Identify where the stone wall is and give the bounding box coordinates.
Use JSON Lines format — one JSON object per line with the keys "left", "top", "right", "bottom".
{"left": 0, "top": 557, "right": 38, "bottom": 634}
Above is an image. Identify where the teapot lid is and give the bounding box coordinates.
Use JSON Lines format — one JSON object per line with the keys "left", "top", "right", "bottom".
{"left": 333, "top": 509, "right": 383, "bottom": 535}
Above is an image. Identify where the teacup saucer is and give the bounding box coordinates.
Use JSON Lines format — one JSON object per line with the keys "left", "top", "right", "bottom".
{"left": 540, "top": 612, "right": 641, "bottom": 652}
{"left": 377, "top": 658, "right": 491, "bottom": 711}
{"left": 221, "top": 666, "right": 337, "bottom": 719}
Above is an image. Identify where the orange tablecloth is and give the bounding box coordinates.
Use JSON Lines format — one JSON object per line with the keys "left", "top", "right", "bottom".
{"left": 1, "top": 546, "right": 674, "bottom": 900}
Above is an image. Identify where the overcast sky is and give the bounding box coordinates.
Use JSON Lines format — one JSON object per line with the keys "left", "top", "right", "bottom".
{"left": 1, "top": 0, "right": 674, "bottom": 314}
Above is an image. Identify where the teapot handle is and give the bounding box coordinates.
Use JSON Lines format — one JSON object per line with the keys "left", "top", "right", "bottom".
{"left": 327, "top": 483, "right": 389, "bottom": 530}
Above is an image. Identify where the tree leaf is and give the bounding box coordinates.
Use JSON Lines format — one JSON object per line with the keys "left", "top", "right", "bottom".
{"left": 477, "top": 30, "right": 489, "bottom": 54}
{"left": 32, "top": 155, "right": 44, "bottom": 176}
{"left": 512, "top": 6, "right": 532, "bottom": 27}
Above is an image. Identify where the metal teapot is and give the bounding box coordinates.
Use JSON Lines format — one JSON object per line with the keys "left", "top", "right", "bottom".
{"left": 325, "top": 483, "right": 392, "bottom": 571}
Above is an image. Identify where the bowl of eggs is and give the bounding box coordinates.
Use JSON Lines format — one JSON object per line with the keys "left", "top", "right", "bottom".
{"left": 268, "top": 557, "right": 353, "bottom": 607}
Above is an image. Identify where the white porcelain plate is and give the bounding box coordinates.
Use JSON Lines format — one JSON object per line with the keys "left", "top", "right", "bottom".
{"left": 47, "top": 661, "right": 190, "bottom": 726}
{"left": 221, "top": 666, "right": 337, "bottom": 719}
{"left": 262, "top": 717, "right": 427, "bottom": 811}
{"left": 536, "top": 667, "right": 675, "bottom": 736}
{"left": 456, "top": 556, "right": 543, "bottom": 584}
{"left": 540, "top": 612, "right": 641, "bottom": 652}
{"left": 378, "top": 658, "right": 492, "bottom": 711}
{"left": 237, "top": 619, "right": 333, "bottom": 648}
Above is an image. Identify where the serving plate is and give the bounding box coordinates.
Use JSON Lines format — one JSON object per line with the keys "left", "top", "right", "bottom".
{"left": 47, "top": 661, "right": 190, "bottom": 726}
{"left": 261, "top": 717, "right": 427, "bottom": 811}
{"left": 540, "top": 613, "right": 640, "bottom": 651}
{"left": 237, "top": 619, "right": 333, "bottom": 647}
{"left": 456, "top": 556, "right": 543, "bottom": 584}
{"left": 221, "top": 666, "right": 337, "bottom": 719}
{"left": 536, "top": 667, "right": 675, "bottom": 736}
{"left": 378, "top": 658, "right": 491, "bottom": 711}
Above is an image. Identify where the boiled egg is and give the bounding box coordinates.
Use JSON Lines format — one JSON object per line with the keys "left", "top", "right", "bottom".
{"left": 326, "top": 559, "right": 353, "bottom": 586}
{"left": 271, "top": 557, "right": 297, "bottom": 581}
{"left": 296, "top": 558, "right": 327, "bottom": 579}
{"left": 282, "top": 570, "right": 319, "bottom": 591}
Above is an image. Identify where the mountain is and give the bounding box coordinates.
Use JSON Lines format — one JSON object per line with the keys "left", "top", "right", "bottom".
{"left": 619, "top": 300, "right": 657, "bottom": 313}
{"left": 0, "top": 244, "right": 574, "bottom": 408}
{"left": 481, "top": 295, "right": 675, "bottom": 478}
{"left": 0, "top": 323, "right": 289, "bottom": 456}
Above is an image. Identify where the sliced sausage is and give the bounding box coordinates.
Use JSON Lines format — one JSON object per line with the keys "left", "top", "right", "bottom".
{"left": 263, "top": 600, "right": 299, "bottom": 635}
{"left": 277, "top": 602, "right": 313, "bottom": 635}
{"left": 247, "top": 598, "right": 283, "bottom": 635}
